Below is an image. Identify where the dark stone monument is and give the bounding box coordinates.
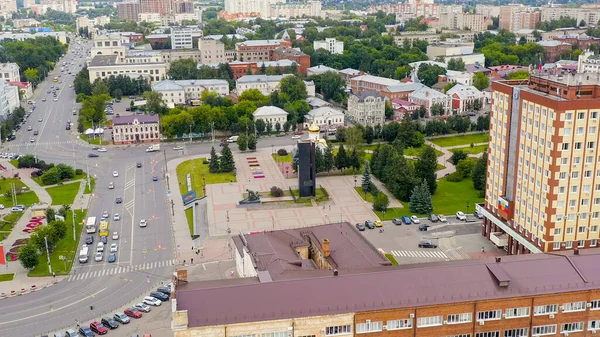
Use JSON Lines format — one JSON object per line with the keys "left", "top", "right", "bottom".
{"left": 294, "top": 141, "right": 316, "bottom": 197}
{"left": 237, "top": 189, "right": 262, "bottom": 206}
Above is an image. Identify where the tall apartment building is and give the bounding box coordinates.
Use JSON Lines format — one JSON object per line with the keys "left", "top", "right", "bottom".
{"left": 224, "top": 0, "right": 278, "bottom": 18}
{"left": 173, "top": 0, "right": 193, "bottom": 14}
{"left": 366, "top": 1, "right": 439, "bottom": 20}
{"left": 541, "top": 7, "right": 600, "bottom": 25}
{"left": 439, "top": 12, "right": 486, "bottom": 32}
{"left": 140, "top": 0, "right": 172, "bottom": 14}
{"left": 117, "top": 2, "right": 141, "bottom": 21}
{"left": 268, "top": 1, "right": 321, "bottom": 19}
{"left": 170, "top": 27, "right": 193, "bottom": 49}
{"left": 0, "top": 0, "right": 18, "bottom": 17}
{"left": 499, "top": 6, "right": 540, "bottom": 32}
{"left": 199, "top": 37, "right": 226, "bottom": 64}
{"left": 313, "top": 38, "right": 344, "bottom": 54}
{"left": 482, "top": 73, "right": 600, "bottom": 254}
{"left": 475, "top": 4, "right": 501, "bottom": 18}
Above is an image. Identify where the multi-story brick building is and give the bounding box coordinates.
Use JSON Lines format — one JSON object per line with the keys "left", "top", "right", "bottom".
{"left": 499, "top": 6, "right": 540, "bottom": 32}
{"left": 270, "top": 46, "right": 310, "bottom": 74}
{"left": 553, "top": 34, "right": 600, "bottom": 52}
{"left": 112, "top": 114, "right": 160, "bottom": 145}
{"left": 235, "top": 40, "right": 288, "bottom": 63}
{"left": 481, "top": 73, "right": 600, "bottom": 254}
{"left": 439, "top": 12, "right": 486, "bottom": 32}
{"left": 117, "top": 2, "right": 140, "bottom": 21}
{"left": 173, "top": 250, "right": 600, "bottom": 337}
{"left": 537, "top": 40, "right": 572, "bottom": 63}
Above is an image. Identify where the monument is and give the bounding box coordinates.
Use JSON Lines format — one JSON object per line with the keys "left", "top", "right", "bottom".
{"left": 293, "top": 121, "right": 323, "bottom": 197}
{"left": 237, "top": 189, "right": 262, "bottom": 206}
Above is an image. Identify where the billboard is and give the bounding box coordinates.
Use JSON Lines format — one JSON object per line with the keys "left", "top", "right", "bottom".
{"left": 182, "top": 190, "right": 196, "bottom": 206}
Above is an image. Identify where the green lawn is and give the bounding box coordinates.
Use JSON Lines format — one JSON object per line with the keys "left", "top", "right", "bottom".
{"left": 176, "top": 158, "right": 237, "bottom": 198}
{"left": 354, "top": 187, "right": 375, "bottom": 202}
{"left": 28, "top": 210, "right": 86, "bottom": 277}
{"left": 271, "top": 153, "right": 292, "bottom": 163}
{"left": 404, "top": 145, "right": 443, "bottom": 157}
{"left": 429, "top": 133, "right": 490, "bottom": 148}
{"left": 9, "top": 160, "right": 18, "bottom": 168}
{"left": 84, "top": 176, "right": 95, "bottom": 194}
{"left": 185, "top": 207, "right": 194, "bottom": 237}
{"left": 453, "top": 144, "right": 489, "bottom": 155}
{"left": 46, "top": 181, "right": 81, "bottom": 205}
{"left": 34, "top": 173, "right": 87, "bottom": 187}
{"left": 81, "top": 135, "right": 109, "bottom": 145}
{"left": 0, "top": 178, "right": 39, "bottom": 206}
{"left": 0, "top": 273, "right": 14, "bottom": 282}
{"left": 385, "top": 254, "right": 399, "bottom": 265}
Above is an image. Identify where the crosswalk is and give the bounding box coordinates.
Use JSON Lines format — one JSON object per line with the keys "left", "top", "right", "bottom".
{"left": 67, "top": 259, "right": 176, "bottom": 282}
{"left": 390, "top": 250, "right": 449, "bottom": 259}
{"left": 18, "top": 140, "right": 88, "bottom": 146}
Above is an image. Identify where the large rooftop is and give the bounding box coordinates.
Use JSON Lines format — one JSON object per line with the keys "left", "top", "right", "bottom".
{"left": 177, "top": 249, "right": 600, "bottom": 328}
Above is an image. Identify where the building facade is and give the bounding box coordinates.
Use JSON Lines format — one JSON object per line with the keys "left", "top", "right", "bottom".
{"left": 268, "top": 1, "right": 321, "bottom": 18}
{"left": 537, "top": 40, "right": 572, "bottom": 63}
{"left": 500, "top": 6, "right": 540, "bottom": 32}
{"left": 438, "top": 12, "right": 486, "bottom": 32}
{"left": 304, "top": 107, "right": 345, "bottom": 129}
{"left": 236, "top": 40, "right": 286, "bottom": 62}
{"left": 111, "top": 115, "right": 160, "bottom": 145}
{"left": 0, "top": 0, "right": 17, "bottom": 17}
{"left": 541, "top": 7, "right": 600, "bottom": 26}
{"left": 0, "top": 81, "right": 19, "bottom": 119}
{"left": 252, "top": 106, "right": 288, "bottom": 129}
{"left": 313, "top": 38, "right": 344, "bottom": 54}
{"left": 152, "top": 79, "right": 230, "bottom": 107}
{"left": 117, "top": 2, "right": 140, "bottom": 21}
{"left": 347, "top": 91, "right": 386, "bottom": 126}
{"left": 270, "top": 46, "right": 310, "bottom": 74}
{"left": 236, "top": 74, "right": 293, "bottom": 96}
{"left": 408, "top": 86, "right": 450, "bottom": 115}
{"left": 0, "top": 63, "right": 20, "bottom": 83}
{"left": 482, "top": 74, "right": 600, "bottom": 254}
{"left": 446, "top": 84, "right": 484, "bottom": 114}
{"left": 199, "top": 38, "right": 227, "bottom": 64}
{"left": 170, "top": 27, "right": 194, "bottom": 49}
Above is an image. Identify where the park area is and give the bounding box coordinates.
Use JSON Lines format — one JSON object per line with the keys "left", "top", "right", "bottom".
{"left": 0, "top": 178, "right": 39, "bottom": 206}
{"left": 46, "top": 181, "right": 81, "bottom": 205}
{"left": 176, "top": 158, "right": 237, "bottom": 198}
{"left": 429, "top": 133, "right": 489, "bottom": 147}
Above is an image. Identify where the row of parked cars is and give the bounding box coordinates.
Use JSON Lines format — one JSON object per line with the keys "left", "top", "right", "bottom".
{"left": 54, "top": 286, "right": 172, "bottom": 337}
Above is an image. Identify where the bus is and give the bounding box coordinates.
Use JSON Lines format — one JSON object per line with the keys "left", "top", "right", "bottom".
{"left": 85, "top": 216, "right": 97, "bottom": 234}
{"left": 53, "top": 76, "right": 58, "bottom": 82}
{"left": 99, "top": 221, "right": 109, "bottom": 237}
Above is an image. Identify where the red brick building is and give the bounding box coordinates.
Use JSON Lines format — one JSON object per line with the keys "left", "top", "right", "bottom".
{"left": 270, "top": 46, "right": 310, "bottom": 74}
{"left": 537, "top": 40, "right": 572, "bottom": 62}
{"left": 553, "top": 33, "right": 600, "bottom": 51}
{"left": 235, "top": 40, "right": 291, "bottom": 63}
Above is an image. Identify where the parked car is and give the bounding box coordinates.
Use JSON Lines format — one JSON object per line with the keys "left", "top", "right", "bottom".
{"left": 473, "top": 210, "right": 483, "bottom": 219}
{"left": 355, "top": 222, "right": 366, "bottom": 231}
{"left": 401, "top": 216, "right": 412, "bottom": 225}
{"left": 364, "top": 220, "right": 375, "bottom": 229}
{"left": 410, "top": 216, "right": 420, "bottom": 224}
{"left": 64, "top": 329, "right": 79, "bottom": 337}
{"left": 392, "top": 218, "right": 402, "bottom": 225}
{"left": 134, "top": 303, "right": 152, "bottom": 313}
{"left": 438, "top": 214, "right": 447, "bottom": 222}
{"left": 456, "top": 211, "right": 467, "bottom": 221}
{"left": 428, "top": 214, "right": 439, "bottom": 222}
{"left": 418, "top": 240, "right": 438, "bottom": 248}
{"left": 156, "top": 286, "right": 171, "bottom": 295}
{"left": 113, "top": 312, "right": 130, "bottom": 324}
{"left": 149, "top": 291, "right": 169, "bottom": 301}
{"left": 90, "top": 321, "right": 108, "bottom": 335}
{"left": 78, "top": 327, "right": 94, "bottom": 337}
{"left": 108, "top": 253, "right": 116, "bottom": 263}
{"left": 143, "top": 296, "right": 162, "bottom": 306}
{"left": 100, "top": 317, "right": 119, "bottom": 329}
{"left": 374, "top": 220, "right": 383, "bottom": 227}
{"left": 419, "top": 224, "right": 430, "bottom": 231}
{"left": 124, "top": 308, "right": 142, "bottom": 319}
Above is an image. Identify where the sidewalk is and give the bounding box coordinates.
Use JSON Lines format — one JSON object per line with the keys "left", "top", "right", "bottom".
{"left": 425, "top": 140, "right": 456, "bottom": 178}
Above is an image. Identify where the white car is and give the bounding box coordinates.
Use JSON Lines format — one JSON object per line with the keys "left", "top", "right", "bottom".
{"left": 30, "top": 138, "right": 35, "bottom": 143}
{"left": 112, "top": 171, "right": 119, "bottom": 177}
{"left": 53, "top": 98, "right": 58, "bottom": 102}
{"left": 173, "top": 146, "right": 183, "bottom": 150}
{"left": 140, "top": 219, "right": 147, "bottom": 227}
{"left": 291, "top": 135, "right": 301, "bottom": 139}
{"left": 108, "top": 182, "right": 114, "bottom": 189}
{"left": 38, "top": 117, "right": 42, "bottom": 122}
{"left": 94, "top": 252, "right": 103, "bottom": 262}
{"left": 102, "top": 210, "right": 109, "bottom": 218}
{"left": 0, "top": 204, "right": 4, "bottom": 210}
{"left": 113, "top": 213, "right": 120, "bottom": 221}
{"left": 456, "top": 211, "right": 467, "bottom": 221}
{"left": 112, "top": 231, "right": 119, "bottom": 240}
{"left": 134, "top": 303, "right": 151, "bottom": 313}
{"left": 98, "top": 147, "right": 107, "bottom": 152}
{"left": 143, "top": 296, "right": 162, "bottom": 306}
{"left": 410, "top": 215, "right": 420, "bottom": 224}
{"left": 438, "top": 214, "right": 447, "bottom": 222}
{"left": 110, "top": 243, "right": 118, "bottom": 252}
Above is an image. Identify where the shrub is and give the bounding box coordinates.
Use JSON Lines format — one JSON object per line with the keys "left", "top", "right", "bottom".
{"left": 277, "top": 149, "right": 288, "bottom": 156}
{"left": 270, "top": 186, "right": 284, "bottom": 197}
{"left": 202, "top": 159, "right": 209, "bottom": 165}
{"left": 446, "top": 171, "right": 464, "bottom": 182}
{"left": 30, "top": 169, "right": 44, "bottom": 177}
{"left": 75, "top": 168, "right": 83, "bottom": 175}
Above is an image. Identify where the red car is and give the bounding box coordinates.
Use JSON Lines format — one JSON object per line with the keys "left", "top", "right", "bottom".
{"left": 124, "top": 307, "right": 143, "bottom": 318}
{"left": 90, "top": 321, "right": 109, "bottom": 335}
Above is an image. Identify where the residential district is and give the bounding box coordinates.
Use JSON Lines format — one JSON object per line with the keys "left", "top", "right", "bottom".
{"left": 2, "top": 0, "right": 600, "bottom": 337}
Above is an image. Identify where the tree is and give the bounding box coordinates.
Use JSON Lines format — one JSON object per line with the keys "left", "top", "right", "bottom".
{"left": 430, "top": 103, "right": 444, "bottom": 116}
{"left": 315, "top": 147, "right": 325, "bottom": 172}
{"left": 283, "top": 121, "right": 291, "bottom": 133}
{"left": 349, "top": 149, "right": 361, "bottom": 172}
{"left": 275, "top": 122, "right": 281, "bottom": 132}
{"left": 237, "top": 133, "right": 248, "bottom": 151}
{"left": 442, "top": 82, "right": 456, "bottom": 93}
{"left": 245, "top": 65, "right": 253, "bottom": 75}
{"left": 415, "top": 146, "right": 438, "bottom": 194}
{"left": 18, "top": 243, "right": 39, "bottom": 269}
{"left": 279, "top": 75, "right": 307, "bottom": 102}
{"left": 506, "top": 70, "right": 530, "bottom": 80}
{"left": 168, "top": 59, "right": 200, "bottom": 80}
{"left": 45, "top": 207, "right": 56, "bottom": 221}
{"left": 143, "top": 91, "right": 167, "bottom": 114}
{"left": 335, "top": 145, "right": 348, "bottom": 172}
{"left": 361, "top": 162, "right": 372, "bottom": 193}
{"left": 447, "top": 57, "right": 466, "bottom": 71}
{"left": 254, "top": 119, "right": 266, "bottom": 134}
{"left": 92, "top": 80, "right": 110, "bottom": 96}
{"left": 450, "top": 150, "right": 468, "bottom": 165}
{"left": 409, "top": 180, "right": 433, "bottom": 214}
{"left": 41, "top": 167, "right": 61, "bottom": 185}
{"left": 472, "top": 72, "right": 490, "bottom": 91}
{"left": 373, "top": 193, "right": 390, "bottom": 212}
{"left": 384, "top": 100, "right": 394, "bottom": 119}
{"left": 472, "top": 151, "right": 488, "bottom": 191}
{"left": 473, "top": 99, "right": 482, "bottom": 111}
{"left": 456, "top": 158, "right": 476, "bottom": 177}
{"left": 324, "top": 145, "right": 335, "bottom": 173}
{"left": 24, "top": 68, "right": 40, "bottom": 86}
{"left": 209, "top": 146, "right": 220, "bottom": 173}
{"left": 365, "top": 125, "right": 374, "bottom": 144}
{"left": 320, "top": 71, "right": 345, "bottom": 102}
{"left": 418, "top": 63, "right": 446, "bottom": 87}
{"left": 266, "top": 122, "right": 272, "bottom": 134}
{"left": 220, "top": 145, "right": 235, "bottom": 172}
{"left": 345, "top": 126, "right": 364, "bottom": 153}
{"left": 247, "top": 134, "right": 257, "bottom": 151}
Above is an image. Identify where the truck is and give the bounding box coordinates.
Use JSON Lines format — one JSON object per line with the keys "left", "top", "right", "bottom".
{"left": 146, "top": 144, "right": 160, "bottom": 152}
{"left": 79, "top": 245, "right": 89, "bottom": 263}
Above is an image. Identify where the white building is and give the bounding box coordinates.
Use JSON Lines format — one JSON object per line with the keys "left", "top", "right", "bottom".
{"left": 303, "top": 106, "right": 345, "bottom": 129}
{"left": 268, "top": 1, "right": 322, "bottom": 19}
{"left": 347, "top": 91, "right": 386, "bottom": 126}
{"left": 252, "top": 106, "right": 288, "bottom": 129}
{"left": 0, "top": 63, "right": 20, "bottom": 83}
{"left": 306, "top": 65, "right": 338, "bottom": 76}
{"left": 445, "top": 84, "right": 484, "bottom": 114}
{"left": 0, "top": 0, "right": 17, "bottom": 17}
{"left": 199, "top": 37, "right": 226, "bottom": 64}
{"left": 408, "top": 86, "right": 450, "bottom": 115}
{"left": 236, "top": 74, "right": 293, "bottom": 96}
{"left": 88, "top": 55, "right": 167, "bottom": 84}
{"left": 577, "top": 50, "right": 600, "bottom": 74}
{"left": 427, "top": 42, "right": 485, "bottom": 66}
{"left": 170, "top": 27, "right": 194, "bottom": 50}
{"left": 152, "top": 79, "right": 230, "bottom": 108}
{"left": 445, "top": 69, "right": 473, "bottom": 86}
{"left": 224, "top": 0, "right": 278, "bottom": 18}
{"left": 313, "top": 38, "right": 344, "bottom": 54}
{"left": 0, "top": 31, "right": 68, "bottom": 44}
{"left": 0, "top": 81, "right": 20, "bottom": 120}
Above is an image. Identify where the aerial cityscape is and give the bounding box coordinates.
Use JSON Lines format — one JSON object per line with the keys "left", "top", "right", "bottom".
{"left": 1, "top": 0, "right": 600, "bottom": 336}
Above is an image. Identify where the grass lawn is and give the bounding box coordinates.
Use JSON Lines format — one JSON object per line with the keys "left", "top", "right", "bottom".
{"left": 406, "top": 158, "right": 446, "bottom": 171}
{"left": 46, "top": 181, "right": 81, "bottom": 205}
{"left": 0, "top": 273, "right": 14, "bottom": 282}
{"left": 430, "top": 133, "right": 490, "bottom": 148}
{"left": 176, "top": 158, "right": 237, "bottom": 198}
{"left": 404, "top": 145, "right": 443, "bottom": 157}
{"left": 81, "top": 135, "right": 109, "bottom": 145}
{"left": 9, "top": 160, "right": 18, "bottom": 168}
{"left": 0, "top": 212, "right": 22, "bottom": 241}
{"left": 0, "top": 178, "right": 39, "bottom": 206}
{"left": 452, "top": 144, "right": 489, "bottom": 155}
{"left": 271, "top": 153, "right": 292, "bottom": 163}
{"left": 385, "top": 254, "right": 399, "bottom": 265}
{"left": 28, "top": 210, "right": 86, "bottom": 277}
{"left": 84, "top": 176, "right": 95, "bottom": 194}
{"left": 354, "top": 187, "right": 375, "bottom": 202}
{"left": 185, "top": 208, "right": 194, "bottom": 237}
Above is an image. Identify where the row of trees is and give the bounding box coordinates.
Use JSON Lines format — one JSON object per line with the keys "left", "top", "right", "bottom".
{"left": 208, "top": 145, "right": 235, "bottom": 174}
{"left": 74, "top": 66, "right": 151, "bottom": 98}
{"left": 1, "top": 106, "right": 25, "bottom": 142}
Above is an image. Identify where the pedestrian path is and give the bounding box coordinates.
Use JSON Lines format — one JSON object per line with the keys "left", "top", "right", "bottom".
{"left": 390, "top": 250, "right": 448, "bottom": 259}
{"left": 67, "top": 259, "right": 177, "bottom": 281}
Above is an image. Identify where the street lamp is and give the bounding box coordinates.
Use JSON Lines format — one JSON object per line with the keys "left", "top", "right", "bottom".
{"left": 354, "top": 175, "right": 357, "bottom": 188}
{"left": 466, "top": 202, "right": 470, "bottom": 215}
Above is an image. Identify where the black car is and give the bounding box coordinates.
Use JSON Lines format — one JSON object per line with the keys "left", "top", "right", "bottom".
{"left": 364, "top": 220, "right": 375, "bottom": 229}
{"left": 101, "top": 317, "right": 119, "bottom": 329}
{"left": 473, "top": 211, "right": 484, "bottom": 219}
{"left": 355, "top": 222, "right": 366, "bottom": 231}
{"left": 418, "top": 240, "right": 438, "bottom": 248}
{"left": 91, "top": 146, "right": 100, "bottom": 150}
{"left": 88, "top": 153, "right": 99, "bottom": 158}
{"left": 136, "top": 162, "right": 142, "bottom": 168}
{"left": 116, "top": 197, "right": 122, "bottom": 204}
{"left": 156, "top": 286, "right": 171, "bottom": 295}
{"left": 100, "top": 236, "right": 108, "bottom": 244}
{"left": 85, "top": 235, "right": 94, "bottom": 244}
{"left": 149, "top": 291, "right": 169, "bottom": 301}
{"left": 78, "top": 327, "right": 94, "bottom": 337}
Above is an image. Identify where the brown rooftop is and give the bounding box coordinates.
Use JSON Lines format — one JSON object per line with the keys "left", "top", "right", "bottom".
{"left": 177, "top": 249, "right": 600, "bottom": 328}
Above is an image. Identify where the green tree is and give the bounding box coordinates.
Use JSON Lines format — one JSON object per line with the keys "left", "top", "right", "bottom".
{"left": 335, "top": 145, "right": 348, "bottom": 172}
{"left": 418, "top": 63, "right": 446, "bottom": 87}
{"left": 254, "top": 119, "right": 266, "bottom": 134}
{"left": 447, "top": 57, "right": 466, "bottom": 71}
{"left": 24, "top": 68, "right": 40, "bottom": 86}
{"left": 324, "top": 145, "right": 335, "bottom": 173}
{"left": 506, "top": 70, "right": 530, "bottom": 80}
{"left": 45, "top": 207, "right": 56, "bottom": 221}
{"left": 361, "top": 162, "right": 372, "bottom": 193}
{"left": 320, "top": 71, "right": 345, "bottom": 102}
{"left": 415, "top": 145, "right": 438, "bottom": 194}
{"left": 456, "top": 158, "right": 476, "bottom": 177}
{"left": 237, "top": 133, "right": 248, "bottom": 151}
{"left": 266, "top": 122, "right": 272, "bottom": 134}
{"left": 472, "top": 72, "right": 490, "bottom": 91}
{"left": 384, "top": 100, "right": 394, "bottom": 119}
{"left": 168, "top": 59, "right": 200, "bottom": 80}
{"left": 143, "top": 91, "right": 167, "bottom": 114}
{"left": 345, "top": 126, "right": 364, "bottom": 153}
{"left": 92, "top": 80, "right": 110, "bottom": 96}
{"left": 209, "top": 146, "right": 219, "bottom": 173}
{"left": 283, "top": 121, "right": 291, "bottom": 133}
{"left": 365, "top": 125, "right": 374, "bottom": 144}
{"left": 41, "top": 167, "right": 61, "bottom": 185}
{"left": 279, "top": 75, "right": 307, "bottom": 102}
{"left": 220, "top": 145, "right": 235, "bottom": 172}
{"left": 74, "top": 66, "right": 92, "bottom": 96}
{"left": 373, "top": 193, "right": 389, "bottom": 212}
{"left": 315, "top": 147, "right": 325, "bottom": 172}
{"left": 450, "top": 150, "right": 468, "bottom": 165}
{"left": 430, "top": 103, "right": 444, "bottom": 116}
{"left": 18, "top": 243, "right": 39, "bottom": 269}
{"left": 409, "top": 180, "right": 433, "bottom": 214}
{"left": 472, "top": 151, "right": 488, "bottom": 191}
{"left": 442, "top": 82, "right": 456, "bottom": 93}
{"left": 275, "top": 122, "right": 281, "bottom": 132}
{"left": 247, "top": 134, "right": 257, "bottom": 151}
{"left": 349, "top": 149, "right": 361, "bottom": 172}
{"left": 335, "top": 127, "right": 346, "bottom": 142}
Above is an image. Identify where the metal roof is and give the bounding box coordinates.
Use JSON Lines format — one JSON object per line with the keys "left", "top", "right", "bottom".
{"left": 112, "top": 114, "right": 159, "bottom": 125}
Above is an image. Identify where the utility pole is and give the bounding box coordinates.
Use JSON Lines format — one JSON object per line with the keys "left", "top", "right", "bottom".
{"left": 189, "top": 124, "right": 193, "bottom": 143}
{"left": 44, "top": 236, "right": 53, "bottom": 274}
{"left": 211, "top": 122, "right": 215, "bottom": 147}
{"left": 72, "top": 209, "right": 76, "bottom": 241}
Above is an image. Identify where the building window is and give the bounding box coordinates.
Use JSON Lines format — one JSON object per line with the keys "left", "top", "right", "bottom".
{"left": 475, "top": 332, "right": 499, "bottom": 337}
{"left": 448, "top": 335, "right": 471, "bottom": 337}
{"left": 325, "top": 326, "right": 351, "bottom": 336}
{"left": 386, "top": 319, "right": 412, "bottom": 330}
{"left": 232, "top": 335, "right": 256, "bottom": 337}
{"left": 590, "top": 320, "right": 600, "bottom": 330}
{"left": 563, "top": 301, "right": 586, "bottom": 312}
{"left": 447, "top": 313, "right": 472, "bottom": 324}
{"left": 477, "top": 310, "right": 501, "bottom": 321}
{"left": 504, "top": 328, "right": 528, "bottom": 337}
{"left": 417, "top": 315, "right": 443, "bottom": 327}
{"left": 532, "top": 324, "right": 556, "bottom": 336}
{"left": 356, "top": 321, "right": 383, "bottom": 333}
{"left": 261, "top": 332, "right": 287, "bottom": 337}
{"left": 505, "top": 307, "right": 530, "bottom": 318}
{"left": 561, "top": 322, "right": 584, "bottom": 333}
{"left": 534, "top": 304, "right": 558, "bottom": 315}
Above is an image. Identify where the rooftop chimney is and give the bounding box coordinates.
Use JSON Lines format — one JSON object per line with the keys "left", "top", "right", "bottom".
{"left": 322, "top": 238, "right": 330, "bottom": 257}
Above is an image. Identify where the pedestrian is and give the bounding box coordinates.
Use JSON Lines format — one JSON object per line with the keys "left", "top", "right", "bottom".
{"left": 192, "top": 246, "right": 194, "bottom": 251}
{"left": 481, "top": 246, "right": 485, "bottom": 253}
{"left": 191, "top": 258, "right": 194, "bottom": 264}
{"left": 183, "top": 259, "right": 186, "bottom": 265}
{"left": 195, "top": 249, "right": 199, "bottom": 255}
{"left": 328, "top": 205, "right": 331, "bottom": 211}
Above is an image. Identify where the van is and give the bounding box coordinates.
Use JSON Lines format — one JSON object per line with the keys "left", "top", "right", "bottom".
{"left": 78, "top": 245, "right": 89, "bottom": 263}
{"left": 97, "top": 242, "right": 104, "bottom": 252}
{"left": 227, "top": 136, "right": 239, "bottom": 143}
